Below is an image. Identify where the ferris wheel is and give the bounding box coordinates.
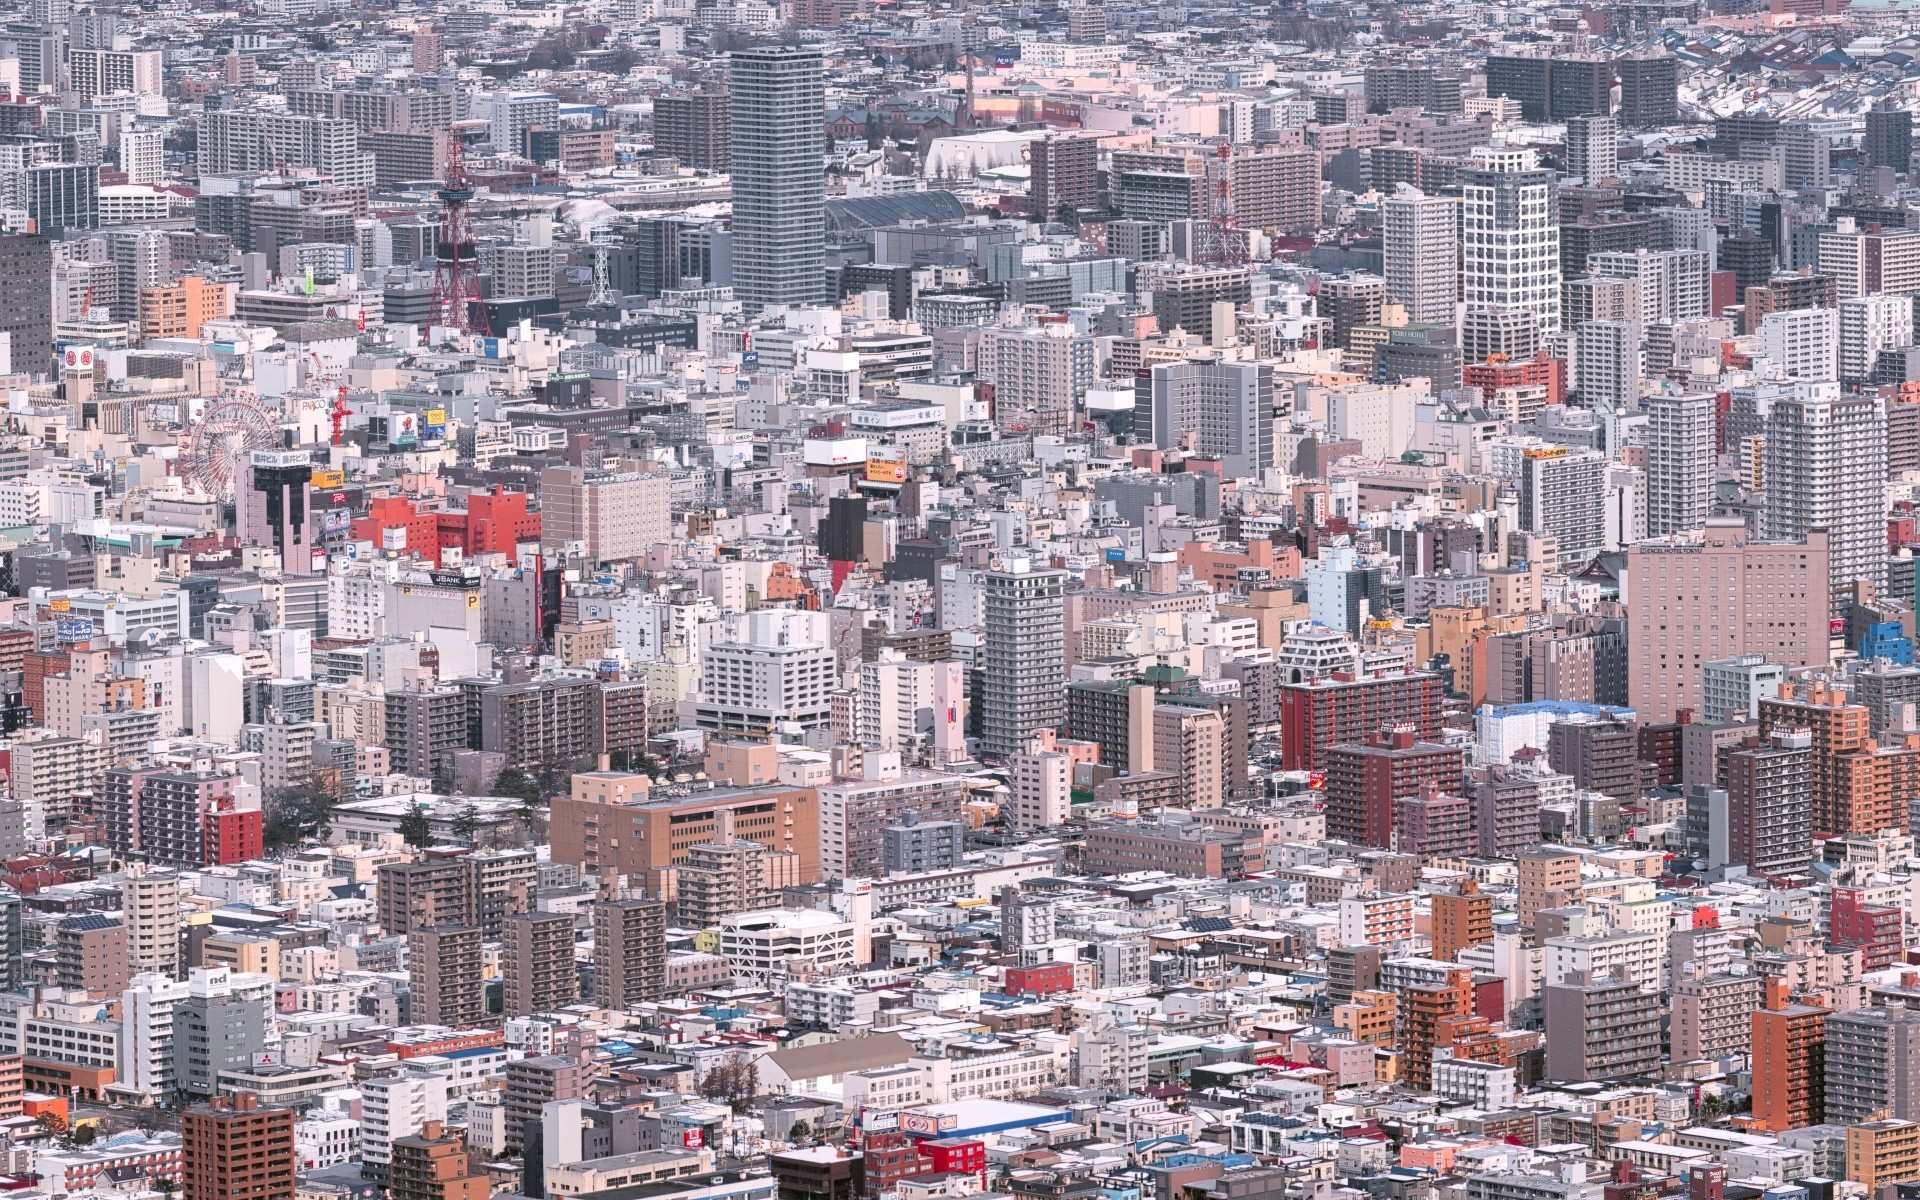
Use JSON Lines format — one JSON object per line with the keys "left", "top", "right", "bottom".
{"left": 182, "top": 393, "right": 279, "bottom": 500}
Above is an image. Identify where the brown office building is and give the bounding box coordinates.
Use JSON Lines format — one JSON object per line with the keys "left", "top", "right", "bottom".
{"left": 550, "top": 773, "right": 818, "bottom": 881}
{"left": 181, "top": 1095, "right": 297, "bottom": 1200}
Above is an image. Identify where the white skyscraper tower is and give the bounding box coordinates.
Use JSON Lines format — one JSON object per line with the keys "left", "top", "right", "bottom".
{"left": 1838, "top": 293, "right": 1913, "bottom": 388}
{"left": 1571, "top": 319, "right": 1642, "bottom": 411}
{"left": 1382, "top": 184, "right": 1458, "bottom": 325}
{"left": 1764, "top": 388, "right": 1887, "bottom": 611}
{"left": 730, "top": 46, "right": 826, "bottom": 313}
{"left": 981, "top": 561, "right": 1066, "bottom": 759}
{"left": 1463, "top": 147, "right": 1562, "bottom": 331}
{"left": 1564, "top": 113, "right": 1619, "bottom": 185}
{"left": 1645, "top": 390, "right": 1716, "bottom": 536}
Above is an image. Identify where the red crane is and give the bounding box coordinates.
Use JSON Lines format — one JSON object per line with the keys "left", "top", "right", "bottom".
{"left": 330, "top": 385, "right": 350, "bottom": 445}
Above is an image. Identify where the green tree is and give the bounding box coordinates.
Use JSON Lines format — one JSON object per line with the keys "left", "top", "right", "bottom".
{"left": 787, "top": 1120, "right": 813, "bottom": 1145}
{"left": 397, "top": 802, "right": 434, "bottom": 848}
{"left": 68, "top": 1123, "right": 95, "bottom": 1146}
{"left": 263, "top": 773, "right": 339, "bottom": 849}
{"left": 451, "top": 804, "right": 481, "bottom": 846}
{"left": 492, "top": 767, "right": 542, "bottom": 803}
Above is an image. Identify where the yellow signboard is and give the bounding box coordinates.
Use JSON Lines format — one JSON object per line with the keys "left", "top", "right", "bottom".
{"left": 311, "top": 469, "right": 345, "bottom": 489}
{"left": 48, "top": 599, "right": 68, "bottom": 612}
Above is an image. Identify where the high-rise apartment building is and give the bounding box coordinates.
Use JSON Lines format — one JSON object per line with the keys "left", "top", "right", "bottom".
{"left": 378, "top": 858, "right": 477, "bottom": 937}
{"left": 675, "top": 840, "right": 768, "bottom": 930}
{"left": 383, "top": 686, "right": 467, "bottom": 780}
{"left": 182, "top": 1096, "right": 296, "bottom": 1200}
{"left": 1564, "top": 113, "right": 1618, "bottom": 184}
{"left": 1723, "top": 730, "right": 1814, "bottom": 875}
{"left": 501, "top": 912, "right": 575, "bottom": 1018}
{"left": 1838, "top": 293, "right": 1911, "bottom": 388}
{"left": 1751, "top": 977, "right": 1828, "bottom": 1131}
{"left": 408, "top": 926, "right": 484, "bottom": 1027}
{"left": 1463, "top": 148, "right": 1561, "bottom": 330}
{"left": 119, "top": 872, "right": 182, "bottom": 979}
{"left": 57, "top": 913, "right": 130, "bottom": 996}
{"left": 0, "top": 234, "right": 52, "bottom": 377}
{"left": 1382, "top": 184, "right": 1457, "bottom": 324}
{"left": 1626, "top": 518, "right": 1831, "bottom": 722}
{"left": 1826, "top": 1002, "right": 1920, "bottom": 1124}
{"left": 389, "top": 1121, "right": 488, "bottom": 1200}
{"left": 1670, "top": 973, "right": 1758, "bottom": 1062}
{"left": 655, "top": 85, "right": 730, "bottom": 171}
{"left": 1431, "top": 879, "right": 1492, "bottom": 963}
{"left": 1323, "top": 725, "right": 1461, "bottom": 848}
{"left": 1617, "top": 51, "right": 1678, "bottom": 126}
{"left": 981, "top": 562, "right": 1067, "bottom": 760}
{"left": 1570, "top": 319, "right": 1642, "bottom": 410}
{"left": 1588, "top": 248, "right": 1711, "bottom": 325}
{"left": 1765, "top": 389, "right": 1887, "bottom": 610}
{"left": 1029, "top": 135, "right": 1098, "bottom": 218}
{"left": 1517, "top": 446, "right": 1608, "bottom": 563}
{"left": 1644, "top": 390, "right": 1715, "bottom": 536}
{"left": 362, "top": 1074, "right": 450, "bottom": 1184}
{"left": 592, "top": 898, "right": 667, "bottom": 1009}
{"left": 984, "top": 324, "right": 1095, "bottom": 438}
{"left": 1132, "top": 359, "right": 1273, "bottom": 477}
{"left": 1542, "top": 970, "right": 1662, "bottom": 1082}
{"left": 729, "top": 47, "right": 825, "bottom": 311}
{"left": 1866, "top": 104, "right": 1914, "bottom": 170}
{"left": 1817, "top": 219, "right": 1920, "bottom": 300}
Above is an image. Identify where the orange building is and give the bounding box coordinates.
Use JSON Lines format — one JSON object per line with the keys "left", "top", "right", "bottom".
{"left": 138, "top": 276, "right": 233, "bottom": 339}
{"left": 0, "top": 1055, "right": 22, "bottom": 1118}
{"left": 1399, "top": 967, "right": 1478, "bottom": 1090}
{"left": 1750, "top": 976, "right": 1827, "bottom": 1132}
{"left": 1760, "top": 683, "right": 1871, "bottom": 836}
{"left": 1431, "top": 879, "right": 1493, "bottom": 963}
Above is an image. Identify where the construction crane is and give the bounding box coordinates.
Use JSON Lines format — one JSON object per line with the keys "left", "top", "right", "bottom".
{"left": 306, "top": 348, "right": 353, "bottom": 445}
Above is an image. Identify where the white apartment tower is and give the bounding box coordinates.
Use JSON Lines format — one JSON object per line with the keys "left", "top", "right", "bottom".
{"left": 981, "top": 561, "right": 1067, "bottom": 759}
{"left": 1564, "top": 113, "right": 1619, "bottom": 185}
{"left": 1588, "top": 247, "right": 1712, "bottom": 324}
{"left": 1463, "top": 147, "right": 1561, "bottom": 331}
{"left": 1838, "top": 293, "right": 1913, "bottom": 386}
{"left": 1382, "top": 184, "right": 1458, "bottom": 324}
{"left": 1764, "top": 387, "right": 1887, "bottom": 610}
{"left": 1645, "top": 390, "right": 1716, "bottom": 537}
{"left": 1759, "top": 307, "right": 1841, "bottom": 381}
{"left": 1571, "top": 319, "right": 1642, "bottom": 410}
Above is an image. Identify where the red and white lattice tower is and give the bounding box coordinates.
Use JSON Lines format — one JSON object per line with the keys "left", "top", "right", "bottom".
{"left": 1196, "top": 142, "right": 1246, "bottom": 268}
{"left": 432, "top": 136, "right": 484, "bottom": 333}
